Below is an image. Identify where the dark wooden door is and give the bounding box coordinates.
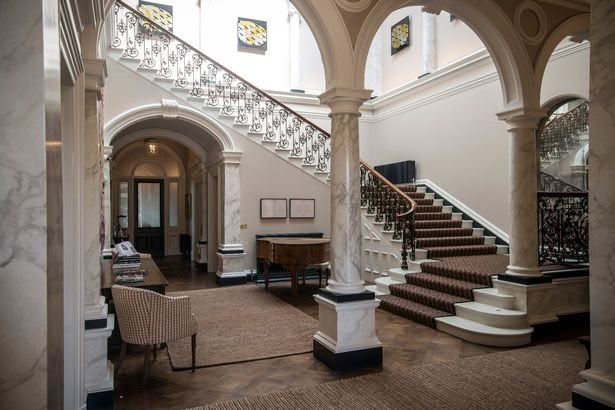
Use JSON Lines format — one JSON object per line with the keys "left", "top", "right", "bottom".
{"left": 134, "top": 179, "right": 165, "bottom": 257}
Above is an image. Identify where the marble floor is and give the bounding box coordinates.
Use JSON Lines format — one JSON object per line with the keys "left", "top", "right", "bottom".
{"left": 111, "top": 256, "right": 589, "bottom": 410}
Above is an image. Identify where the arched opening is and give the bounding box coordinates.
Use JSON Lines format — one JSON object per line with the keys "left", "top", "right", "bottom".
{"left": 538, "top": 97, "right": 589, "bottom": 192}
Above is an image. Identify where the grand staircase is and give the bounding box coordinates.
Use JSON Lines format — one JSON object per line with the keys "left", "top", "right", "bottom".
{"left": 360, "top": 174, "right": 533, "bottom": 347}
{"left": 109, "top": 1, "right": 533, "bottom": 347}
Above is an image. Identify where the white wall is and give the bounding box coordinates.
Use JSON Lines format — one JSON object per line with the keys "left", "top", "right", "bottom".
{"left": 541, "top": 40, "right": 590, "bottom": 104}
{"left": 435, "top": 13, "right": 485, "bottom": 68}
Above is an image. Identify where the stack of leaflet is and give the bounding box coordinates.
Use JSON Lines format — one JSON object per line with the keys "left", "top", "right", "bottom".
{"left": 113, "top": 241, "right": 144, "bottom": 283}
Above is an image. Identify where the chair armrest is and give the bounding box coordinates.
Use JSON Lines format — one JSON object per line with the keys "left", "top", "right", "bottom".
{"left": 149, "top": 294, "right": 198, "bottom": 344}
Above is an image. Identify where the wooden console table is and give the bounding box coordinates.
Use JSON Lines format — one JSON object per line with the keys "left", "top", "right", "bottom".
{"left": 101, "top": 258, "right": 169, "bottom": 300}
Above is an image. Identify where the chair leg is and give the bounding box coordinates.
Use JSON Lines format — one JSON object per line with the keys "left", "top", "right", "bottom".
{"left": 142, "top": 346, "right": 151, "bottom": 387}
{"left": 191, "top": 334, "right": 196, "bottom": 372}
{"left": 116, "top": 341, "right": 127, "bottom": 376}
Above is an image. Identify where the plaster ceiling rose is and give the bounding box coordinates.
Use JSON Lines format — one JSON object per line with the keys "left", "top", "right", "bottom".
{"left": 333, "top": 0, "right": 373, "bottom": 13}
{"left": 514, "top": 0, "right": 548, "bottom": 45}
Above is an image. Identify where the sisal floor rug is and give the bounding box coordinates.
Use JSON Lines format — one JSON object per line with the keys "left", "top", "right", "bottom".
{"left": 188, "top": 340, "right": 585, "bottom": 409}
{"left": 166, "top": 285, "right": 318, "bottom": 370}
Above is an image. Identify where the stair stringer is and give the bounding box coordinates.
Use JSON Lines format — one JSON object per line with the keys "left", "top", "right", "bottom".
{"left": 107, "top": 48, "right": 329, "bottom": 186}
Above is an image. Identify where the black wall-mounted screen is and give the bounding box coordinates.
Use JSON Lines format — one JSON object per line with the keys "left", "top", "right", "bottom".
{"left": 374, "top": 160, "right": 416, "bottom": 185}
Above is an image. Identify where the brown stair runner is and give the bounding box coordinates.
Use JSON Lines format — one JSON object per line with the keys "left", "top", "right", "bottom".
{"left": 378, "top": 184, "right": 509, "bottom": 329}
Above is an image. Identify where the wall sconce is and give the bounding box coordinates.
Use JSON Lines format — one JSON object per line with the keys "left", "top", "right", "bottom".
{"left": 145, "top": 138, "right": 159, "bottom": 157}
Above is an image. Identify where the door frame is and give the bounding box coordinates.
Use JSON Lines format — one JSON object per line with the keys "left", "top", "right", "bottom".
{"left": 134, "top": 178, "right": 165, "bottom": 256}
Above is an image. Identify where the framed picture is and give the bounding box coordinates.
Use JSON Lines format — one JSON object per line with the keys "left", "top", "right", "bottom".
{"left": 237, "top": 17, "right": 268, "bottom": 52}
{"left": 260, "top": 198, "right": 287, "bottom": 219}
{"left": 138, "top": 1, "right": 174, "bottom": 32}
{"left": 289, "top": 198, "right": 315, "bottom": 219}
{"left": 391, "top": 16, "right": 410, "bottom": 55}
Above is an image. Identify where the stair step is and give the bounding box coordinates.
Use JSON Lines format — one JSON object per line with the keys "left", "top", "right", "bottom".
{"left": 435, "top": 316, "right": 533, "bottom": 347}
{"left": 416, "top": 236, "right": 485, "bottom": 248}
{"left": 416, "top": 205, "right": 442, "bottom": 213}
{"left": 366, "top": 285, "right": 386, "bottom": 296}
{"left": 461, "top": 220, "right": 474, "bottom": 229}
{"left": 379, "top": 295, "right": 451, "bottom": 328}
{"left": 420, "top": 254, "right": 509, "bottom": 286}
{"left": 455, "top": 301, "right": 528, "bottom": 329}
{"left": 473, "top": 288, "right": 517, "bottom": 309}
{"left": 406, "top": 272, "right": 486, "bottom": 299}
{"left": 414, "top": 198, "right": 434, "bottom": 206}
{"left": 426, "top": 245, "right": 498, "bottom": 258}
{"left": 415, "top": 220, "right": 462, "bottom": 229}
{"left": 483, "top": 236, "right": 496, "bottom": 245}
{"left": 390, "top": 283, "right": 469, "bottom": 314}
{"left": 388, "top": 267, "right": 418, "bottom": 282}
{"left": 415, "top": 212, "right": 452, "bottom": 221}
{"left": 472, "top": 227, "right": 484, "bottom": 237}
{"left": 415, "top": 228, "right": 473, "bottom": 238}
{"left": 375, "top": 276, "right": 404, "bottom": 294}
{"left": 496, "top": 244, "right": 509, "bottom": 254}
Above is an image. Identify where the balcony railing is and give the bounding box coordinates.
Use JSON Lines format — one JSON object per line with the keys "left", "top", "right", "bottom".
{"left": 111, "top": 0, "right": 331, "bottom": 173}
{"left": 360, "top": 161, "right": 417, "bottom": 269}
{"left": 539, "top": 101, "right": 589, "bottom": 163}
{"left": 537, "top": 191, "right": 588, "bottom": 266}
{"left": 539, "top": 171, "right": 585, "bottom": 193}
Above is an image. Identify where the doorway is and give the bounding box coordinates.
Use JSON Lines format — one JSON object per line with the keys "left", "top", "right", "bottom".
{"left": 135, "top": 179, "right": 165, "bottom": 256}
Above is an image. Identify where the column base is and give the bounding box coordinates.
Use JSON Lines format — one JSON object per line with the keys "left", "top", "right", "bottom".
{"left": 571, "top": 369, "right": 615, "bottom": 409}
{"left": 85, "top": 296, "right": 109, "bottom": 329}
{"left": 493, "top": 278, "right": 558, "bottom": 325}
{"left": 85, "top": 314, "right": 114, "bottom": 399}
{"left": 216, "top": 251, "right": 247, "bottom": 285}
{"left": 505, "top": 264, "right": 543, "bottom": 278}
{"left": 313, "top": 290, "right": 382, "bottom": 371}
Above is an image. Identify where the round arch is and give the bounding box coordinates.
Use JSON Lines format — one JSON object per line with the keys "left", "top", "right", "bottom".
{"left": 292, "top": 0, "right": 536, "bottom": 109}
{"left": 534, "top": 13, "right": 590, "bottom": 102}
{"left": 104, "top": 101, "right": 236, "bottom": 152}
{"left": 112, "top": 139, "right": 188, "bottom": 178}
{"left": 111, "top": 128, "right": 209, "bottom": 165}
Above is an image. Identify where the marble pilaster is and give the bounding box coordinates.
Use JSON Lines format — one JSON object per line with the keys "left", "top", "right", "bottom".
{"left": 569, "top": 2, "right": 615, "bottom": 407}
{"left": 422, "top": 12, "right": 437, "bottom": 75}
{"left": 288, "top": 3, "right": 302, "bottom": 91}
{"left": 102, "top": 146, "right": 113, "bottom": 254}
{"left": 0, "top": 1, "right": 62, "bottom": 407}
{"left": 215, "top": 152, "right": 245, "bottom": 282}
{"left": 198, "top": 167, "right": 208, "bottom": 266}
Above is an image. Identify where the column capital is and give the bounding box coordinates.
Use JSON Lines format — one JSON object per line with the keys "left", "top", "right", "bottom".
{"left": 84, "top": 58, "right": 107, "bottom": 98}
{"left": 319, "top": 87, "right": 372, "bottom": 115}
{"left": 103, "top": 145, "right": 113, "bottom": 161}
{"left": 496, "top": 107, "right": 548, "bottom": 130}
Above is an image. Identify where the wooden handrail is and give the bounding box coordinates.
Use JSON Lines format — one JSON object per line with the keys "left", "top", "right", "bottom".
{"left": 360, "top": 159, "right": 417, "bottom": 216}
{"left": 116, "top": 0, "right": 330, "bottom": 137}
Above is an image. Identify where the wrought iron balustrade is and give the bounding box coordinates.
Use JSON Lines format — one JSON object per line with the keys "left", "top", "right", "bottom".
{"left": 539, "top": 101, "right": 589, "bottom": 163}
{"left": 539, "top": 171, "right": 585, "bottom": 193}
{"left": 360, "top": 161, "right": 417, "bottom": 269}
{"left": 537, "top": 191, "right": 588, "bottom": 266}
{"left": 111, "top": 0, "right": 331, "bottom": 172}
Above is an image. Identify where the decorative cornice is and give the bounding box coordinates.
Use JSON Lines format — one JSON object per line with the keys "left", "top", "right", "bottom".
{"left": 84, "top": 58, "right": 107, "bottom": 96}
{"left": 319, "top": 87, "right": 373, "bottom": 115}
{"left": 496, "top": 107, "right": 548, "bottom": 129}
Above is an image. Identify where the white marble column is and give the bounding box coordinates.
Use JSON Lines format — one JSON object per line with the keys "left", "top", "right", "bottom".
{"left": 422, "top": 12, "right": 437, "bottom": 75}
{"left": 568, "top": 1, "right": 615, "bottom": 407}
{"left": 102, "top": 146, "right": 113, "bottom": 256}
{"left": 0, "top": 1, "right": 63, "bottom": 407}
{"left": 288, "top": 3, "right": 302, "bottom": 92}
{"left": 498, "top": 113, "right": 543, "bottom": 277}
{"left": 313, "top": 88, "right": 382, "bottom": 371}
{"left": 215, "top": 152, "right": 246, "bottom": 282}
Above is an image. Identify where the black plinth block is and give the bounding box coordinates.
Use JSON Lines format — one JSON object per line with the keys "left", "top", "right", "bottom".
{"left": 496, "top": 273, "right": 552, "bottom": 285}
{"left": 572, "top": 391, "right": 614, "bottom": 410}
{"left": 317, "top": 289, "right": 375, "bottom": 303}
{"left": 313, "top": 339, "right": 382, "bottom": 372}
{"left": 87, "top": 390, "right": 113, "bottom": 410}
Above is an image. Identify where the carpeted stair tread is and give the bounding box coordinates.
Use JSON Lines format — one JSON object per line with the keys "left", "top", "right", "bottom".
{"left": 416, "top": 236, "right": 485, "bottom": 248}
{"left": 414, "top": 198, "right": 434, "bottom": 205}
{"left": 405, "top": 272, "right": 487, "bottom": 299}
{"left": 426, "top": 244, "right": 498, "bottom": 258}
{"left": 415, "top": 220, "right": 463, "bottom": 229}
{"left": 421, "top": 254, "right": 509, "bottom": 286}
{"left": 416, "top": 205, "right": 443, "bottom": 213}
{"left": 415, "top": 212, "right": 452, "bottom": 221}
{"left": 389, "top": 283, "right": 469, "bottom": 314}
{"left": 378, "top": 294, "right": 451, "bottom": 328}
{"left": 415, "top": 228, "right": 473, "bottom": 238}
{"left": 398, "top": 185, "right": 417, "bottom": 193}
{"left": 404, "top": 192, "right": 425, "bottom": 199}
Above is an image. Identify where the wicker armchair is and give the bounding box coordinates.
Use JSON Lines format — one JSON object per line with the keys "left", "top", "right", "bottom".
{"left": 112, "top": 285, "right": 198, "bottom": 385}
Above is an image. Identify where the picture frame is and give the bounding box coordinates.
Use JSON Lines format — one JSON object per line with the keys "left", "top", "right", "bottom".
{"left": 391, "top": 16, "right": 410, "bottom": 55}
{"left": 260, "top": 198, "right": 287, "bottom": 219}
{"left": 237, "top": 17, "right": 268, "bottom": 52}
{"left": 138, "top": 0, "right": 174, "bottom": 32}
{"left": 289, "top": 198, "right": 315, "bottom": 219}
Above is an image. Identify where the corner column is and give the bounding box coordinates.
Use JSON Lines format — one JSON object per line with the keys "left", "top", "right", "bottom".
{"left": 421, "top": 12, "right": 437, "bottom": 76}
{"left": 566, "top": 2, "right": 615, "bottom": 408}
{"left": 215, "top": 152, "right": 246, "bottom": 284}
{"left": 197, "top": 165, "right": 208, "bottom": 270}
{"left": 102, "top": 145, "right": 113, "bottom": 259}
{"left": 83, "top": 58, "right": 114, "bottom": 401}
{"left": 493, "top": 111, "right": 557, "bottom": 325}
{"left": 288, "top": 3, "right": 303, "bottom": 92}
{"left": 314, "top": 88, "right": 382, "bottom": 371}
